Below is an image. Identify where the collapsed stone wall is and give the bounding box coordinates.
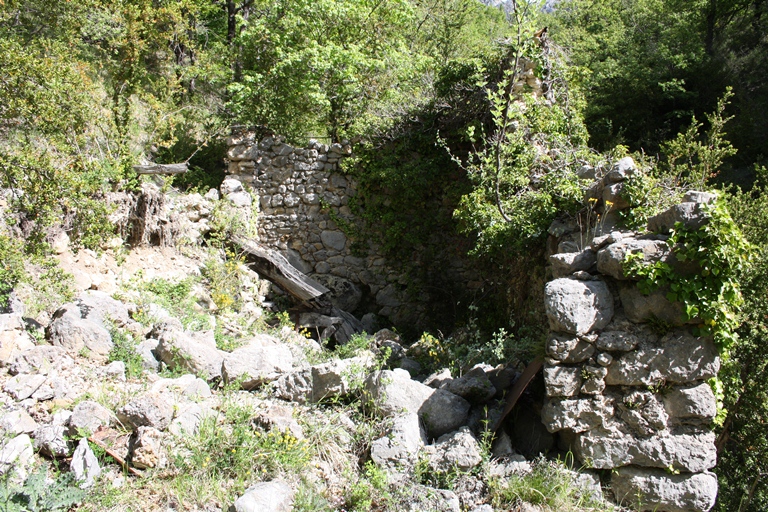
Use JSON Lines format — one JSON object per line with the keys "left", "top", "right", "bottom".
{"left": 225, "top": 128, "right": 482, "bottom": 330}
{"left": 541, "top": 158, "right": 720, "bottom": 512}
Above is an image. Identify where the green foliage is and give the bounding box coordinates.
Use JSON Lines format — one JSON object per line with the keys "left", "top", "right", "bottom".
{"left": 174, "top": 399, "right": 310, "bottom": 503}
{"left": 446, "top": 8, "right": 593, "bottom": 257}
{"left": 107, "top": 326, "right": 144, "bottom": 379}
{"left": 714, "top": 167, "right": 768, "bottom": 511}
{"left": 547, "top": 0, "right": 768, "bottom": 174}
{"left": 229, "top": 0, "right": 431, "bottom": 142}
{"left": 661, "top": 88, "right": 737, "bottom": 189}
{"left": 124, "top": 276, "right": 210, "bottom": 331}
{"left": 624, "top": 200, "right": 753, "bottom": 351}
{"left": 201, "top": 249, "right": 244, "bottom": 312}
{"left": 616, "top": 89, "right": 737, "bottom": 230}
{"left": 487, "top": 457, "right": 614, "bottom": 511}
{"left": 343, "top": 461, "right": 391, "bottom": 512}
{"left": 409, "top": 308, "right": 544, "bottom": 374}
{"left": 0, "top": 465, "right": 86, "bottom": 512}
{"left": 0, "top": 235, "right": 26, "bottom": 308}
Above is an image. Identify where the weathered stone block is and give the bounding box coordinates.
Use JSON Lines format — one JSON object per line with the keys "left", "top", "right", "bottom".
{"left": 605, "top": 331, "right": 719, "bottom": 386}
{"left": 549, "top": 250, "right": 597, "bottom": 278}
{"left": 611, "top": 467, "right": 717, "bottom": 512}
{"left": 574, "top": 428, "right": 716, "bottom": 472}
{"left": 546, "top": 334, "right": 596, "bottom": 363}
{"left": 544, "top": 278, "right": 614, "bottom": 335}
{"left": 541, "top": 397, "right": 613, "bottom": 433}
{"left": 544, "top": 366, "right": 582, "bottom": 397}
{"left": 663, "top": 383, "right": 717, "bottom": 422}
{"left": 597, "top": 239, "right": 671, "bottom": 280}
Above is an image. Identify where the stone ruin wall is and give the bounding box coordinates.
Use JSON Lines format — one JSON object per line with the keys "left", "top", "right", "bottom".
{"left": 226, "top": 130, "right": 722, "bottom": 510}
{"left": 225, "top": 128, "right": 481, "bottom": 329}
{"left": 541, "top": 158, "right": 720, "bottom": 512}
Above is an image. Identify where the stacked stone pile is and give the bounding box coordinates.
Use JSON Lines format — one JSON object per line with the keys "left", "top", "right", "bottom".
{"left": 542, "top": 158, "right": 720, "bottom": 512}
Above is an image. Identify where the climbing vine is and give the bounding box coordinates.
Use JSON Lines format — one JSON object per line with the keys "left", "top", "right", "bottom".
{"left": 624, "top": 199, "right": 754, "bottom": 351}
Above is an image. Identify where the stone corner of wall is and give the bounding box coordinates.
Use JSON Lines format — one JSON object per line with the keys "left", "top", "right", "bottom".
{"left": 540, "top": 174, "right": 720, "bottom": 512}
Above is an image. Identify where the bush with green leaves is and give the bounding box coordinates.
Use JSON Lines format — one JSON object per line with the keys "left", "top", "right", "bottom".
{"left": 712, "top": 168, "right": 768, "bottom": 511}
{"left": 624, "top": 199, "right": 753, "bottom": 352}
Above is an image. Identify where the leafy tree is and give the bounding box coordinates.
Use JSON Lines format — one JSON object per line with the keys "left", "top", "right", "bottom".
{"left": 229, "top": 0, "right": 435, "bottom": 142}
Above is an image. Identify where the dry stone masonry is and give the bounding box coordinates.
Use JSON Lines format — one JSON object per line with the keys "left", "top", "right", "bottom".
{"left": 542, "top": 158, "right": 720, "bottom": 512}
{"left": 225, "top": 127, "right": 481, "bottom": 329}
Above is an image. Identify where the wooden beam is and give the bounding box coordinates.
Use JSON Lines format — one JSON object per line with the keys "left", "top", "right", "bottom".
{"left": 132, "top": 163, "right": 189, "bottom": 175}
{"left": 233, "top": 236, "right": 331, "bottom": 309}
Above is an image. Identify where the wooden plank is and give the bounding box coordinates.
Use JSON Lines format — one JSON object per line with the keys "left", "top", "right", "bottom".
{"left": 132, "top": 163, "right": 189, "bottom": 175}
{"left": 492, "top": 356, "right": 544, "bottom": 433}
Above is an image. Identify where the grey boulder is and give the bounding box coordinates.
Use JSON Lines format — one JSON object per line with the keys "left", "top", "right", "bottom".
{"left": 544, "top": 278, "right": 613, "bottom": 335}
{"left": 234, "top": 481, "right": 294, "bottom": 512}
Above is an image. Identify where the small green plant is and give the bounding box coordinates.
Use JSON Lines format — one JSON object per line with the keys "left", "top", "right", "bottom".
{"left": 343, "top": 461, "right": 391, "bottom": 512}
{"left": 121, "top": 276, "right": 211, "bottom": 332}
{"left": 0, "top": 235, "right": 26, "bottom": 308}
{"left": 201, "top": 249, "right": 245, "bottom": 312}
{"left": 107, "top": 326, "right": 144, "bottom": 379}
{"left": 0, "top": 464, "right": 87, "bottom": 512}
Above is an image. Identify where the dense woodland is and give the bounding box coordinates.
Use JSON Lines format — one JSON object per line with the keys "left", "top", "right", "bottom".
{"left": 1, "top": 0, "right": 768, "bottom": 510}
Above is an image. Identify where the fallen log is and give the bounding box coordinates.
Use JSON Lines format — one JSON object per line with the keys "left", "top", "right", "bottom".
{"left": 233, "top": 236, "right": 331, "bottom": 309}
{"left": 132, "top": 163, "right": 189, "bottom": 175}
{"left": 231, "top": 236, "right": 363, "bottom": 344}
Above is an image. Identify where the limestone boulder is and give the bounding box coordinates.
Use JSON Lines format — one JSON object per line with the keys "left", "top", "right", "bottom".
{"left": 154, "top": 322, "right": 224, "bottom": 380}
{"left": 76, "top": 290, "right": 130, "bottom": 328}
{"left": 544, "top": 366, "right": 582, "bottom": 398}
{"left": 272, "top": 354, "right": 374, "bottom": 403}
{"left": 544, "top": 278, "right": 614, "bottom": 335}
{"left": 546, "top": 334, "right": 596, "bottom": 363}
{"left": 441, "top": 365, "right": 497, "bottom": 403}
{"left": 663, "top": 383, "right": 717, "bottom": 423}
{"left": 595, "top": 331, "right": 640, "bottom": 352}
{"left": 596, "top": 239, "right": 671, "bottom": 280}
{"left": 68, "top": 400, "right": 113, "bottom": 436}
{"left": 605, "top": 331, "right": 719, "bottom": 386}
{"left": 611, "top": 467, "right": 717, "bottom": 512}
{"left": 541, "top": 397, "right": 613, "bottom": 433}
{"left": 71, "top": 438, "right": 101, "bottom": 488}
{"left": 423, "top": 427, "right": 483, "bottom": 473}
{"left": 365, "top": 369, "right": 470, "bottom": 438}
{"left": 234, "top": 481, "right": 294, "bottom": 512}
{"left": 33, "top": 425, "right": 70, "bottom": 458}
{"left": 0, "top": 314, "right": 35, "bottom": 366}
{"left": 370, "top": 412, "right": 426, "bottom": 469}
{"left": 647, "top": 197, "right": 714, "bottom": 234}
{"left": 0, "top": 434, "right": 34, "bottom": 481}
{"left": 46, "top": 303, "right": 113, "bottom": 358}
{"left": 221, "top": 337, "right": 294, "bottom": 390}
{"left": 117, "top": 392, "right": 174, "bottom": 431}
{"left": 605, "top": 157, "right": 638, "bottom": 183}
{"left": 549, "top": 250, "right": 597, "bottom": 278}
{"left": 128, "top": 426, "right": 167, "bottom": 469}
